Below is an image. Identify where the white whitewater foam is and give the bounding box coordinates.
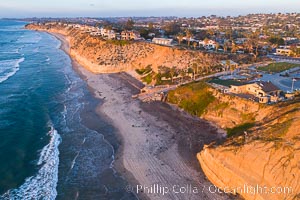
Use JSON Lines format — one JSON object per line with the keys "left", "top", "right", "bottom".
{"left": 1, "top": 125, "right": 62, "bottom": 200}
{"left": 16, "top": 33, "right": 42, "bottom": 44}
{"left": 0, "top": 57, "right": 24, "bottom": 84}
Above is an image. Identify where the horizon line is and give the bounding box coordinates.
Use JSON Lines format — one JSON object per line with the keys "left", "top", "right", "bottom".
{"left": 1, "top": 11, "right": 299, "bottom": 20}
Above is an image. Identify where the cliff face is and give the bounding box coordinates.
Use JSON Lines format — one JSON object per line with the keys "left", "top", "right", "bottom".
{"left": 26, "top": 24, "right": 221, "bottom": 73}
{"left": 202, "top": 90, "right": 273, "bottom": 128}
{"left": 199, "top": 99, "right": 300, "bottom": 200}
{"left": 168, "top": 82, "right": 300, "bottom": 200}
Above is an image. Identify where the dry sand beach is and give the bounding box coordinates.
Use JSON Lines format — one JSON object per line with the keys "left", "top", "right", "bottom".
{"left": 51, "top": 32, "right": 233, "bottom": 200}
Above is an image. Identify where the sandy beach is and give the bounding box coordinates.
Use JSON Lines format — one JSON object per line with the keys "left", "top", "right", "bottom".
{"left": 51, "top": 32, "right": 232, "bottom": 200}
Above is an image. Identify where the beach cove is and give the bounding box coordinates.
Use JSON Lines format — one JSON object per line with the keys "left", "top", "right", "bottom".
{"left": 32, "top": 27, "right": 235, "bottom": 199}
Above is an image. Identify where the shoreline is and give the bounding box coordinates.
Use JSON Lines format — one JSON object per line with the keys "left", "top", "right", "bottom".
{"left": 49, "top": 31, "right": 232, "bottom": 200}
{"left": 51, "top": 32, "right": 145, "bottom": 199}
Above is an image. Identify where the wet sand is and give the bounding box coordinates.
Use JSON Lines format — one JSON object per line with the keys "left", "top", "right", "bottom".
{"left": 51, "top": 32, "right": 232, "bottom": 200}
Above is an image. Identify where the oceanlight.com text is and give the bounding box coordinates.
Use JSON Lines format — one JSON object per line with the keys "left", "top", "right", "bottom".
{"left": 126, "top": 184, "right": 293, "bottom": 196}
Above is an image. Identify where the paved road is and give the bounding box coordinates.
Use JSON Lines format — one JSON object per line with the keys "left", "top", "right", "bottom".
{"left": 267, "top": 55, "right": 300, "bottom": 63}
{"left": 138, "top": 71, "right": 231, "bottom": 101}
{"left": 139, "top": 56, "right": 300, "bottom": 101}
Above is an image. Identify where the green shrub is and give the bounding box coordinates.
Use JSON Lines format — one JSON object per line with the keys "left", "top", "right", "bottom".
{"left": 168, "top": 81, "right": 215, "bottom": 116}
{"left": 107, "top": 40, "right": 131, "bottom": 46}
{"left": 142, "top": 72, "right": 154, "bottom": 84}
{"left": 136, "top": 65, "right": 152, "bottom": 75}
{"left": 226, "top": 123, "right": 255, "bottom": 137}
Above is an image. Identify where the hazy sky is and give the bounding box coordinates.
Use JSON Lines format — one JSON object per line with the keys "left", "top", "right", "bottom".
{"left": 0, "top": 0, "right": 299, "bottom": 18}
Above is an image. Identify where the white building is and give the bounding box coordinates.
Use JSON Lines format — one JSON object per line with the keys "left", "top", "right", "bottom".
{"left": 152, "top": 38, "right": 173, "bottom": 46}
{"left": 100, "top": 28, "right": 116, "bottom": 39}
{"left": 199, "top": 39, "right": 217, "bottom": 49}
{"left": 276, "top": 48, "right": 292, "bottom": 56}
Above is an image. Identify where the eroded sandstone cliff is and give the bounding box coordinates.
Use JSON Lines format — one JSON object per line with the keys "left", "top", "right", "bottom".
{"left": 26, "top": 24, "right": 222, "bottom": 73}
{"left": 199, "top": 97, "right": 300, "bottom": 200}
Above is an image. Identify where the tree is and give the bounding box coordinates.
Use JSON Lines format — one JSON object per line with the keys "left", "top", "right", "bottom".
{"left": 215, "top": 42, "right": 220, "bottom": 52}
{"left": 244, "top": 39, "right": 253, "bottom": 53}
{"left": 148, "top": 22, "right": 154, "bottom": 30}
{"left": 207, "top": 29, "right": 215, "bottom": 39}
{"left": 185, "top": 29, "right": 193, "bottom": 47}
{"left": 191, "top": 63, "right": 198, "bottom": 80}
{"left": 177, "top": 33, "right": 184, "bottom": 45}
{"left": 231, "top": 42, "right": 237, "bottom": 54}
{"left": 203, "top": 55, "right": 210, "bottom": 74}
{"left": 269, "top": 37, "right": 285, "bottom": 46}
{"left": 164, "top": 22, "right": 181, "bottom": 36}
{"left": 203, "top": 38, "right": 209, "bottom": 46}
{"left": 125, "top": 19, "right": 135, "bottom": 30}
{"left": 225, "top": 28, "right": 233, "bottom": 40}
{"left": 230, "top": 62, "right": 235, "bottom": 75}
{"left": 223, "top": 42, "right": 228, "bottom": 53}
{"left": 104, "top": 24, "right": 113, "bottom": 30}
{"left": 193, "top": 42, "right": 198, "bottom": 50}
{"left": 226, "top": 60, "right": 230, "bottom": 71}
{"left": 179, "top": 69, "right": 186, "bottom": 83}
{"left": 170, "top": 66, "right": 176, "bottom": 83}
{"left": 140, "top": 28, "right": 150, "bottom": 39}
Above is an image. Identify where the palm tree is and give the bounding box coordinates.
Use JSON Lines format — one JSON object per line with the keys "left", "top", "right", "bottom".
{"left": 185, "top": 29, "right": 193, "bottom": 47}
{"left": 223, "top": 42, "right": 228, "bottom": 53}
{"left": 226, "top": 60, "right": 230, "bottom": 71}
{"left": 170, "top": 66, "right": 176, "bottom": 83}
{"left": 225, "top": 28, "right": 233, "bottom": 40}
{"left": 203, "top": 38, "right": 209, "bottom": 45}
{"left": 253, "top": 31, "right": 260, "bottom": 59}
{"left": 193, "top": 42, "right": 198, "bottom": 50}
{"left": 179, "top": 69, "right": 186, "bottom": 83}
{"left": 207, "top": 29, "right": 214, "bottom": 39}
{"left": 177, "top": 33, "right": 184, "bottom": 45}
{"left": 231, "top": 42, "right": 237, "bottom": 54}
{"left": 245, "top": 39, "right": 253, "bottom": 54}
{"left": 245, "top": 31, "right": 259, "bottom": 60}
{"left": 215, "top": 42, "right": 220, "bottom": 52}
{"left": 191, "top": 63, "right": 198, "bottom": 80}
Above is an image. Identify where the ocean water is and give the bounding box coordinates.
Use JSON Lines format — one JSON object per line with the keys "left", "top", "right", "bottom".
{"left": 0, "top": 20, "right": 135, "bottom": 200}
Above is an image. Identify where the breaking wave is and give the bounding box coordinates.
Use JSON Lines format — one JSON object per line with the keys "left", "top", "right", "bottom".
{"left": 1, "top": 125, "right": 61, "bottom": 200}
{"left": 0, "top": 57, "right": 24, "bottom": 84}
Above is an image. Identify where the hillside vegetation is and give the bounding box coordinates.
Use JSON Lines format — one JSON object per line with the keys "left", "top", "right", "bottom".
{"left": 168, "top": 81, "right": 215, "bottom": 116}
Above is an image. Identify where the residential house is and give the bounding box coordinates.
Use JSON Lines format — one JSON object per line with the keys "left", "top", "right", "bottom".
{"left": 121, "top": 30, "right": 141, "bottom": 40}
{"left": 152, "top": 38, "right": 173, "bottom": 46}
{"left": 276, "top": 48, "right": 292, "bottom": 56}
{"left": 199, "top": 39, "right": 217, "bottom": 49}
{"left": 230, "top": 81, "right": 282, "bottom": 103}
{"left": 100, "top": 28, "right": 116, "bottom": 39}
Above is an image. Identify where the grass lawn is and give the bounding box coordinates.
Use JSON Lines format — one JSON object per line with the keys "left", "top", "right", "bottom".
{"left": 209, "top": 78, "right": 244, "bottom": 87}
{"left": 257, "top": 62, "right": 299, "bottom": 73}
